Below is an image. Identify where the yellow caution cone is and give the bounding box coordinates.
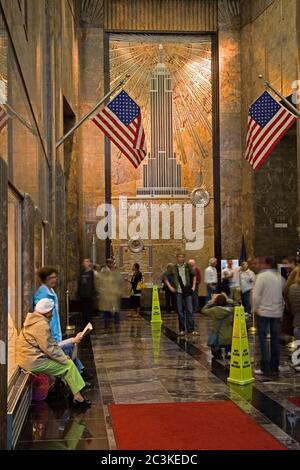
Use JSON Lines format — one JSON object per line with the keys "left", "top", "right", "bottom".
{"left": 151, "top": 285, "right": 163, "bottom": 324}
{"left": 227, "top": 305, "right": 254, "bottom": 386}
{"left": 151, "top": 323, "right": 162, "bottom": 365}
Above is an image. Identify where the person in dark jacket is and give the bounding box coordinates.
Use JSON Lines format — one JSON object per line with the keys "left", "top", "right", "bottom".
{"left": 78, "top": 258, "right": 96, "bottom": 323}
{"left": 162, "top": 263, "right": 177, "bottom": 313}
{"left": 130, "top": 263, "right": 143, "bottom": 319}
{"left": 202, "top": 294, "right": 236, "bottom": 359}
{"left": 188, "top": 259, "right": 201, "bottom": 313}
{"left": 164, "top": 253, "right": 198, "bottom": 337}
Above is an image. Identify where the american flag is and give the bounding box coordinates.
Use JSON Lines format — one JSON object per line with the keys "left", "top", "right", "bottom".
{"left": 0, "top": 105, "right": 9, "bottom": 132}
{"left": 92, "top": 90, "right": 146, "bottom": 168}
{"left": 245, "top": 91, "right": 297, "bottom": 170}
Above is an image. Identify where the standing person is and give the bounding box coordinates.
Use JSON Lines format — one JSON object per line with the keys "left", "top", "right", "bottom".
{"left": 162, "top": 263, "right": 176, "bottom": 313}
{"left": 287, "top": 257, "right": 298, "bottom": 275}
{"left": 253, "top": 256, "right": 285, "bottom": 375}
{"left": 250, "top": 256, "right": 260, "bottom": 275}
{"left": 222, "top": 260, "right": 241, "bottom": 303}
{"left": 100, "top": 258, "right": 114, "bottom": 273}
{"left": 281, "top": 257, "right": 290, "bottom": 281}
{"left": 130, "top": 263, "right": 143, "bottom": 319}
{"left": 164, "top": 253, "right": 199, "bottom": 337}
{"left": 93, "top": 264, "right": 101, "bottom": 314}
{"left": 17, "top": 299, "right": 91, "bottom": 407}
{"left": 96, "top": 265, "right": 122, "bottom": 327}
{"left": 188, "top": 259, "right": 201, "bottom": 313}
{"left": 281, "top": 256, "right": 298, "bottom": 337}
{"left": 281, "top": 256, "right": 297, "bottom": 280}
{"left": 34, "top": 266, "right": 93, "bottom": 383}
{"left": 220, "top": 267, "right": 231, "bottom": 297}
{"left": 284, "top": 267, "right": 300, "bottom": 371}
{"left": 202, "top": 294, "right": 236, "bottom": 360}
{"left": 240, "top": 261, "right": 255, "bottom": 316}
{"left": 204, "top": 258, "right": 218, "bottom": 302}
{"left": 78, "top": 258, "right": 96, "bottom": 324}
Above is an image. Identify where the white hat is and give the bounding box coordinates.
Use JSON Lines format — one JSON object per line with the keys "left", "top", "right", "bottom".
{"left": 35, "top": 298, "right": 55, "bottom": 314}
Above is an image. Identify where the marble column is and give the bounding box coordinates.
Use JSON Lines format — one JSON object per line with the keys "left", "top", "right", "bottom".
{"left": 218, "top": 0, "right": 243, "bottom": 259}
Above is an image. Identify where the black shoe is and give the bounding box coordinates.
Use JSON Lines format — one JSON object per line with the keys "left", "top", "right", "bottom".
{"left": 268, "top": 369, "right": 279, "bottom": 376}
{"left": 82, "top": 381, "right": 93, "bottom": 390}
{"left": 47, "top": 379, "right": 69, "bottom": 399}
{"left": 81, "top": 371, "right": 94, "bottom": 381}
{"left": 71, "top": 398, "right": 92, "bottom": 408}
{"left": 212, "top": 354, "right": 223, "bottom": 360}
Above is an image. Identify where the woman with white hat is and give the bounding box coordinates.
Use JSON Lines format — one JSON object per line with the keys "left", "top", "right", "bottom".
{"left": 17, "top": 298, "right": 91, "bottom": 407}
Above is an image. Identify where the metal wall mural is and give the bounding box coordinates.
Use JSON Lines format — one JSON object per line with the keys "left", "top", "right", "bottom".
{"left": 109, "top": 33, "right": 213, "bottom": 198}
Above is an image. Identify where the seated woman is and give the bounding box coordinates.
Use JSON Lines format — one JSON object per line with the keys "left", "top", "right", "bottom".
{"left": 202, "top": 294, "right": 236, "bottom": 359}
{"left": 34, "top": 266, "right": 93, "bottom": 384}
{"left": 17, "top": 298, "right": 91, "bottom": 407}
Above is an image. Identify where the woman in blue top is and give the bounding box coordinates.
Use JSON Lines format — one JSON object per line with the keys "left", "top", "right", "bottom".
{"left": 34, "top": 267, "right": 92, "bottom": 382}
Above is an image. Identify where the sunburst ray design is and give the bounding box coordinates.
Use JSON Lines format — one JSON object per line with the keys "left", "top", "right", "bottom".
{"left": 109, "top": 33, "right": 212, "bottom": 192}
{"left": 109, "top": 33, "right": 212, "bottom": 193}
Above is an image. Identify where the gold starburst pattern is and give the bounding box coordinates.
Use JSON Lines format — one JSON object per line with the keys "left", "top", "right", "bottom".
{"left": 110, "top": 34, "right": 212, "bottom": 165}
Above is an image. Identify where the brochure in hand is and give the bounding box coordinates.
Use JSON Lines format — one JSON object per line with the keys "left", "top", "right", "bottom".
{"left": 80, "top": 322, "right": 93, "bottom": 339}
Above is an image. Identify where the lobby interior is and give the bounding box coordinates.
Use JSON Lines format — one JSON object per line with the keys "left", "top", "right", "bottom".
{"left": 1, "top": 0, "right": 300, "bottom": 451}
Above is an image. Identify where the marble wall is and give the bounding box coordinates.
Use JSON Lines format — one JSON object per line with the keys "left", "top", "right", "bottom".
{"left": 1, "top": 0, "right": 82, "bottom": 322}
{"left": 240, "top": 0, "right": 299, "bottom": 257}
{"left": 22, "top": 195, "right": 35, "bottom": 318}
{"left": 0, "top": 157, "right": 8, "bottom": 449}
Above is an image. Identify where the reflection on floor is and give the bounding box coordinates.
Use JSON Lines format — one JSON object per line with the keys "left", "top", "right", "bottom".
{"left": 16, "top": 335, "right": 109, "bottom": 450}
{"left": 17, "top": 310, "right": 300, "bottom": 450}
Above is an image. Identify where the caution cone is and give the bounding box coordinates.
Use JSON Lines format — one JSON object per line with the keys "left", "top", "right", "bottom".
{"left": 151, "top": 323, "right": 162, "bottom": 365}
{"left": 151, "top": 285, "right": 163, "bottom": 324}
{"left": 227, "top": 305, "right": 254, "bottom": 386}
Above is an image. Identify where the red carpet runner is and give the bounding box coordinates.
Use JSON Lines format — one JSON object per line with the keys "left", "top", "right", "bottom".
{"left": 109, "top": 401, "right": 286, "bottom": 450}
{"left": 288, "top": 396, "right": 300, "bottom": 407}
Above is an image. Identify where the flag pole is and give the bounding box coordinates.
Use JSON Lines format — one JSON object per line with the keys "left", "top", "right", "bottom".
{"left": 3, "top": 102, "right": 37, "bottom": 135}
{"left": 56, "top": 78, "right": 126, "bottom": 149}
{"left": 259, "top": 74, "right": 300, "bottom": 119}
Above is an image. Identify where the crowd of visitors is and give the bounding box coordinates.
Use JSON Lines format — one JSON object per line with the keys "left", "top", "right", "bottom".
{"left": 16, "top": 252, "right": 300, "bottom": 407}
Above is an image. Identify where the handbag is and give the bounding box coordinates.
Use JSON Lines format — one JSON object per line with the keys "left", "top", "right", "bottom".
{"left": 207, "top": 318, "right": 224, "bottom": 348}
{"left": 137, "top": 281, "right": 145, "bottom": 291}
{"left": 32, "top": 373, "right": 49, "bottom": 401}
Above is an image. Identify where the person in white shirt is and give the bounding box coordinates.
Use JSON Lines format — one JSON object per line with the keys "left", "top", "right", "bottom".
{"left": 239, "top": 261, "right": 255, "bottom": 316}
{"left": 253, "top": 256, "right": 285, "bottom": 376}
{"left": 204, "top": 258, "right": 218, "bottom": 302}
{"left": 222, "top": 260, "right": 241, "bottom": 303}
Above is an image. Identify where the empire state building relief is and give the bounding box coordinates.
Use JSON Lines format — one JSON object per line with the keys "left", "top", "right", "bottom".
{"left": 136, "top": 44, "right": 188, "bottom": 197}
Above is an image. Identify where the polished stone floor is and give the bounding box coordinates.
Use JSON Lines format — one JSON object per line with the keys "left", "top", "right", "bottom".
{"left": 17, "top": 308, "right": 300, "bottom": 450}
